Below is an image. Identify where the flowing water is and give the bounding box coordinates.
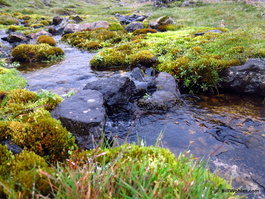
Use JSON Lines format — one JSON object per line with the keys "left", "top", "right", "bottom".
{"left": 4, "top": 34, "right": 265, "bottom": 198}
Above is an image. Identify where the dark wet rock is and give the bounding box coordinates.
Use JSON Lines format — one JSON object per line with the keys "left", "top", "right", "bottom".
{"left": 115, "top": 13, "right": 148, "bottom": 25}
{"left": 63, "top": 21, "right": 109, "bottom": 34}
{"left": 219, "top": 58, "right": 265, "bottom": 96}
{"left": 1, "top": 140, "right": 23, "bottom": 155}
{"left": 72, "top": 15, "right": 83, "bottom": 23}
{"left": 155, "top": 72, "right": 180, "bottom": 96}
{"left": 129, "top": 67, "right": 157, "bottom": 94}
{"left": 1, "top": 32, "right": 29, "bottom": 43}
{"left": 83, "top": 76, "right": 137, "bottom": 117}
{"left": 27, "top": 29, "right": 51, "bottom": 39}
{"left": 138, "top": 90, "right": 177, "bottom": 110}
{"left": 193, "top": 29, "right": 223, "bottom": 36}
{"left": 49, "top": 18, "right": 69, "bottom": 35}
{"left": 125, "top": 22, "right": 144, "bottom": 32}
{"left": 138, "top": 72, "right": 180, "bottom": 110}
{"left": 52, "top": 16, "right": 63, "bottom": 25}
{"left": 181, "top": 0, "right": 195, "bottom": 7}
{"left": 51, "top": 89, "right": 106, "bottom": 149}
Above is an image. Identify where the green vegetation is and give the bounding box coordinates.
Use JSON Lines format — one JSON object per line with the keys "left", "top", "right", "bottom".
{"left": 0, "top": 0, "right": 262, "bottom": 197}
{"left": 37, "top": 35, "right": 56, "bottom": 46}
{"left": 11, "top": 43, "right": 64, "bottom": 62}
{"left": 0, "top": 64, "right": 27, "bottom": 91}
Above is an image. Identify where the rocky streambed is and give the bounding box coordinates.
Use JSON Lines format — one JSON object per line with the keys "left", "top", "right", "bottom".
{"left": 2, "top": 33, "right": 265, "bottom": 198}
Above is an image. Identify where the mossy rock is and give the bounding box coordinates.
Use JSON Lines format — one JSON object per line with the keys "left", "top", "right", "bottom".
{"left": 37, "top": 35, "right": 56, "bottom": 46}
{"left": 11, "top": 43, "right": 64, "bottom": 62}
{"left": 0, "top": 15, "right": 19, "bottom": 25}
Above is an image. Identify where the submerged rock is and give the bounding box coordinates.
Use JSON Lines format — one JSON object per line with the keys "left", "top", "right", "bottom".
{"left": 51, "top": 89, "right": 106, "bottom": 149}
{"left": 219, "top": 58, "right": 265, "bottom": 96}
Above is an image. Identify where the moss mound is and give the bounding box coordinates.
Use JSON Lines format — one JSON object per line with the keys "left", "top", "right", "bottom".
{"left": 0, "top": 15, "right": 19, "bottom": 25}
{"left": 0, "top": 89, "right": 77, "bottom": 163}
{"left": 11, "top": 43, "right": 64, "bottom": 62}
{"left": 61, "top": 28, "right": 131, "bottom": 50}
{"left": 37, "top": 35, "right": 56, "bottom": 46}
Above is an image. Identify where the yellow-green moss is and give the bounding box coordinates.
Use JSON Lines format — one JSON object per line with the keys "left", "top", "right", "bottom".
{"left": 0, "top": 144, "right": 14, "bottom": 176}
{"left": 9, "top": 150, "right": 53, "bottom": 198}
{"left": 11, "top": 43, "right": 64, "bottom": 62}
{"left": 109, "top": 22, "right": 124, "bottom": 31}
{"left": 0, "top": 15, "right": 19, "bottom": 25}
{"left": 37, "top": 35, "right": 56, "bottom": 46}
{"left": 7, "top": 25, "right": 27, "bottom": 32}
{"left": 131, "top": 50, "right": 156, "bottom": 67}
{"left": 90, "top": 48, "right": 128, "bottom": 69}
{"left": 132, "top": 28, "right": 157, "bottom": 35}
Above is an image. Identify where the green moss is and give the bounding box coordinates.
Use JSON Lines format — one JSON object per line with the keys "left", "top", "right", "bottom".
{"left": 61, "top": 29, "right": 131, "bottom": 50}
{"left": 0, "top": 0, "right": 10, "bottom": 7}
{"left": 0, "top": 144, "right": 14, "bottom": 176}
{"left": 132, "top": 28, "right": 157, "bottom": 35}
{"left": 131, "top": 50, "right": 156, "bottom": 67}
{"left": 0, "top": 15, "right": 19, "bottom": 25}
{"left": 37, "top": 35, "right": 56, "bottom": 46}
{"left": 108, "top": 22, "right": 124, "bottom": 31}
{"left": 158, "top": 24, "right": 183, "bottom": 32}
{"left": 0, "top": 88, "right": 76, "bottom": 163}
{"left": 0, "top": 67, "right": 27, "bottom": 91}
{"left": 11, "top": 44, "right": 64, "bottom": 62}
{"left": 90, "top": 48, "right": 128, "bottom": 69}
{"left": 9, "top": 150, "right": 53, "bottom": 198}
{"left": 7, "top": 25, "right": 28, "bottom": 32}
{"left": 40, "top": 20, "right": 50, "bottom": 26}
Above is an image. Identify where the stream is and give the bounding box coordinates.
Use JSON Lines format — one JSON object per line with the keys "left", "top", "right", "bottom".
{"left": 4, "top": 34, "right": 265, "bottom": 198}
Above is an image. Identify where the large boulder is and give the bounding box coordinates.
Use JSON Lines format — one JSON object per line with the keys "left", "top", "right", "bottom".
{"left": 51, "top": 89, "right": 106, "bottom": 149}
{"left": 219, "top": 58, "right": 265, "bottom": 96}
{"left": 83, "top": 76, "right": 137, "bottom": 117}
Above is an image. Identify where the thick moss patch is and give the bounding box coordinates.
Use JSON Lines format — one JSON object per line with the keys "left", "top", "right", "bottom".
{"left": 11, "top": 43, "right": 64, "bottom": 62}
